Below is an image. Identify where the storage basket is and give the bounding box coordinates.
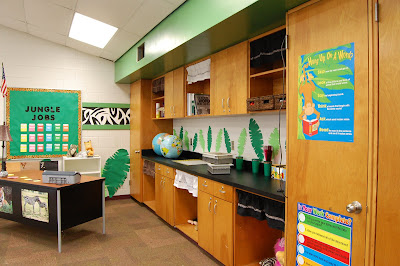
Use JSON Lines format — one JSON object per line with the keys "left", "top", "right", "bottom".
{"left": 247, "top": 96, "right": 274, "bottom": 111}
{"left": 207, "top": 163, "right": 233, "bottom": 175}
{"left": 274, "top": 94, "right": 286, "bottom": 109}
{"left": 247, "top": 97, "right": 260, "bottom": 111}
{"left": 202, "top": 152, "right": 233, "bottom": 164}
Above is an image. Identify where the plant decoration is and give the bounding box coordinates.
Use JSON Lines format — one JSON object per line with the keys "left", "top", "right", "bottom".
{"left": 173, "top": 129, "right": 177, "bottom": 136}
{"left": 224, "top": 128, "right": 231, "bottom": 153}
{"left": 199, "top": 130, "right": 206, "bottom": 152}
{"left": 103, "top": 149, "right": 130, "bottom": 198}
{"left": 215, "top": 129, "right": 223, "bottom": 152}
{"left": 268, "top": 128, "right": 280, "bottom": 160}
{"left": 179, "top": 126, "right": 184, "bottom": 140}
{"left": 207, "top": 126, "right": 212, "bottom": 152}
{"left": 237, "top": 128, "right": 247, "bottom": 157}
{"left": 193, "top": 133, "right": 198, "bottom": 152}
{"left": 249, "top": 118, "right": 264, "bottom": 161}
{"left": 184, "top": 131, "right": 189, "bottom": 150}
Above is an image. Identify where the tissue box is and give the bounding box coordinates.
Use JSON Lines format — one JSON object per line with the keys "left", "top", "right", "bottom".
{"left": 271, "top": 165, "right": 286, "bottom": 181}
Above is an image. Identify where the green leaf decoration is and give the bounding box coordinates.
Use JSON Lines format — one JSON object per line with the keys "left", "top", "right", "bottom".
{"left": 193, "top": 133, "right": 198, "bottom": 152}
{"left": 249, "top": 118, "right": 264, "bottom": 161}
{"left": 215, "top": 129, "right": 223, "bottom": 152}
{"left": 179, "top": 126, "right": 184, "bottom": 140}
{"left": 237, "top": 128, "right": 247, "bottom": 157}
{"left": 268, "top": 128, "right": 280, "bottom": 159}
{"left": 199, "top": 130, "right": 206, "bottom": 152}
{"left": 224, "top": 128, "right": 231, "bottom": 153}
{"left": 103, "top": 149, "right": 130, "bottom": 198}
{"left": 311, "top": 86, "right": 331, "bottom": 103}
{"left": 184, "top": 131, "right": 189, "bottom": 150}
{"left": 207, "top": 126, "right": 212, "bottom": 152}
{"left": 173, "top": 129, "right": 177, "bottom": 136}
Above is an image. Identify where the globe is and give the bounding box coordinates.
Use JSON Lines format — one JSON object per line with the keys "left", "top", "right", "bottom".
{"left": 160, "top": 135, "right": 183, "bottom": 159}
{"left": 152, "top": 133, "right": 170, "bottom": 156}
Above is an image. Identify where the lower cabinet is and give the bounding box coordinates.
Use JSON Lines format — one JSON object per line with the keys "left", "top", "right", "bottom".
{"left": 155, "top": 173, "right": 174, "bottom": 226}
{"left": 198, "top": 190, "right": 233, "bottom": 266}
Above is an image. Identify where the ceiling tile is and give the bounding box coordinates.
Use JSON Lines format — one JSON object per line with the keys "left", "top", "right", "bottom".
{"left": 48, "top": 0, "right": 78, "bottom": 10}
{"left": 0, "top": 0, "right": 25, "bottom": 21}
{"left": 123, "top": 0, "right": 175, "bottom": 37}
{"left": 76, "top": 0, "right": 144, "bottom": 28}
{"left": 28, "top": 24, "right": 67, "bottom": 45}
{"left": 103, "top": 30, "right": 140, "bottom": 60}
{"left": 25, "top": 0, "right": 74, "bottom": 36}
{"left": 0, "top": 16, "right": 27, "bottom": 32}
{"left": 66, "top": 37, "right": 102, "bottom": 57}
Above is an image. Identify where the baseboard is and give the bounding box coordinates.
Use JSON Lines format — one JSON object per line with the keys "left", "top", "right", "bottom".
{"left": 105, "top": 194, "right": 132, "bottom": 200}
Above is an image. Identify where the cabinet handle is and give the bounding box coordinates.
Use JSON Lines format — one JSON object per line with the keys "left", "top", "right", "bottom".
{"left": 219, "top": 189, "right": 226, "bottom": 194}
{"left": 208, "top": 201, "right": 211, "bottom": 212}
{"left": 173, "top": 106, "right": 175, "bottom": 116}
{"left": 160, "top": 178, "right": 163, "bottom": 186}
{"left": 227, "top": 97, "right": 230, "bottom": 112}
{"left": 214, "top": 200, "right": 217, "bottom": 214}
{"left": 170, "top": 106, "right": 173, "bottom": 114}
{"left": 203, "top": 181, "right": 208, "bottom": 187}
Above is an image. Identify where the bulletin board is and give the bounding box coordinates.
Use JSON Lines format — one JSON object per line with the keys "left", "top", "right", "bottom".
{"left": 6, "top": 88, "right": 81, "bottom": 159}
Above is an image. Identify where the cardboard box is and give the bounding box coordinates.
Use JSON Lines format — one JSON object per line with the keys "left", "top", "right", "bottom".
{"left": 272, "top": 164, "right": 286, "bottom": 181}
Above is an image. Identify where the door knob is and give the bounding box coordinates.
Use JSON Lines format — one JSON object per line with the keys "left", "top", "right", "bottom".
{"left": 346, "top": 201, "right": 362, "bottom": 214}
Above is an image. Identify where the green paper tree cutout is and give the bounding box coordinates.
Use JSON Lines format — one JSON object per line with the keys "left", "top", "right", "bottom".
{"left": 103, "top": 149, "right": 130, "bottom": 198}
{"left": 224, "top": 128, "right": 231, "bottom": 153}
{"left": 173, "top": 129, "right": 177, "bottom": 136}
{"left": 215, "top": 129, "right": 223, "bottom": 152}
{"left": 193, "top": 133, "right": 198, "bottom": 152}
{"left": 268, "top": 128, "right": 280, "bottom": 160}
{"left": 199, "top": 130, "right": 206, "bottom": 152}
{"left": 237, "top": 128, "right": 247, "bottom": 157}
{"left": 249, "top": 118, "right": 264, "bottom": 161}
{"left": 179, "top": 126, "right": 184, "bottom": 140}
{"left": 207, "top": 126, "right": 212, "bottom": 152}
{"left": 184, "top": 131, "right": 189, "bottom": 150}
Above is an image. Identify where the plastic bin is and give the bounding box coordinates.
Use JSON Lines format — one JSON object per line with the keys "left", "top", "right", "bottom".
{"left": 202, "top": 152, "right": 233, "bottom": 164}
{"left": 207, "top": 163, "right": 233, "bottom": 175}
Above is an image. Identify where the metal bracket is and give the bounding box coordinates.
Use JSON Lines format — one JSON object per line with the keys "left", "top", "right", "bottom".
{"left": 375, "top": 2, "right": 379, "bottom": 22}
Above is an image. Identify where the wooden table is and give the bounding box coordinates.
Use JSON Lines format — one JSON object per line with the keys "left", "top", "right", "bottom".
{"left": 0, "top": 170, "right": 105, "bottom": 253}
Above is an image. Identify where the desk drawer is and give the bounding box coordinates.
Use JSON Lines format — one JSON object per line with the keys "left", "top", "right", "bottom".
{"left": 198, "top": 176, "right": 214, "bottom": 194}
{"left": 164, "top": 166, "right": 175, "bottom": 179}
{"left": 214, "top": 182, "right": 233, "bottom": 202}
{"left": 155, "top": 163, "right": 163, "bottom": 175}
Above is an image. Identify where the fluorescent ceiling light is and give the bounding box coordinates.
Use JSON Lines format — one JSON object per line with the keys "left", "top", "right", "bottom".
{"left": 69, "top": 13, "right": 118, "bottom": 48}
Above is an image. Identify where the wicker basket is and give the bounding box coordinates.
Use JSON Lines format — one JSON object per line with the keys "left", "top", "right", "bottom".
{"left": 247, "top": 96, "right": 274, "bottom": 111}
{"left": 274, "top": 94, "right": 286, "bottom": 109}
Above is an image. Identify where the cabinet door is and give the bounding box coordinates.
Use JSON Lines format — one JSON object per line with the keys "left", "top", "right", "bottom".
{"left": 130, "top": 153, "right": 142, "bottom": 201}
{"left": 211, "top": 41, "right": 248, "bottom": 116}
{"left": 164, "top": 177, "right": 175, "bottom": 226}
{"left": 130, "top": 80, "right": 142, "bottom": 201}
{"left": 164, "top": 72, "right": 174, "bottom": 118}
{"left": 155, "top": 173, "right": 164, "bottom": 220}
{"left": 173, "top": 67, "right": 185, "bottom": 118}
{"left": 213, "top": 198, "right": 233, "bottom": 266}
{"left": 198, "top": 191, "right": 214, "bottom": 255}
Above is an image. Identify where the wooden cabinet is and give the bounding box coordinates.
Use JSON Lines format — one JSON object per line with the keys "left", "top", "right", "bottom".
{"left": 198, "top": 182, "right": 233, "bottom": 266}
{"left": 165, "top": 67, "right": 185, "bottom": 118}
{"left": 155, "top": 170, "right": 174, "bottom": 226}
{"left": 130, "top": 80, "right": 172, "bottom": 202}
{"left": 211, "top": 41, "right": 248, "bottom": 116}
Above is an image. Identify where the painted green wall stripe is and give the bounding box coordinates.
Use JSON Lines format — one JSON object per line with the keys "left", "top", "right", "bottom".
{"left": 82, "top": 103, "right": 130, "bottom": 108}
{"left": 82, "top": 125, "right": 130, "bottom": 130}
{"left": 301, "top": 212, "right": 351, "bottom": 240}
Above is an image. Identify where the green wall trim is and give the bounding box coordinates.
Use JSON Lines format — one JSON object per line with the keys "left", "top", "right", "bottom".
{"left": 82, "top": 125, "right": 130, "bottom": 130}
{"left": 115, "top": 0, "right": 310, "bottom": 84}
{"left": 82, "top": 103, "right": 130, "bottom": 108}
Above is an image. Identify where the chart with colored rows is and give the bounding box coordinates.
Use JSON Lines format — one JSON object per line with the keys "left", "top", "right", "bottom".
{"left": 19, "top": 123, "right": 70, "bottom": 153}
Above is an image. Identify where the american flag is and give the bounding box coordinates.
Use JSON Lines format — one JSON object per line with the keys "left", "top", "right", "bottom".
{"left": 1, "top": 63, "right": 7, "bottom": 97}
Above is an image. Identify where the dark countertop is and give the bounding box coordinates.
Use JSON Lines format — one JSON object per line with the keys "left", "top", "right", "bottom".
{"left": 142, "top": 150, "right": 285, "bottom": 202}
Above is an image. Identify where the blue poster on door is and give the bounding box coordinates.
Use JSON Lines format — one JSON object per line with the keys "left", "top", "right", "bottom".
{"left": 298, "top": 43, "right": 354, "bottom": 142}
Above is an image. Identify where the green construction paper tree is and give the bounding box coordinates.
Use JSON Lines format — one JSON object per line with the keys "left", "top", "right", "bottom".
{"left": 193, "top": 133, "right": 198, "bottom": 152}
{"left": 103, "top": 149, "right": 130, "bottom": 198}
{"left": 179, "top": 126, "right": 184, "bottom": 140}
{"left": 173, "top": 129, "right": 177, "bottom": 136}
{"left": 215, "top": 129, "right": 223, "bottom": 152}
{"left": 207, "top": 126, "right": 212, "bottom": 152}
{"left": 249, "top": 118, "right": 264, "bottom": 161}
{"left": 184, "top": 131, "right": 189, "bottom": 150}
{"left": 268, "top": 128, "right": 280, "bottom": 160}
{"left": 237, "top": 128, "right": 247, "bottom": 157}
{"left": 224, "top": 128, "right": 231, "bottom": 153}
{"left": 199, "top": 130, "right": 206, "bottom": 152}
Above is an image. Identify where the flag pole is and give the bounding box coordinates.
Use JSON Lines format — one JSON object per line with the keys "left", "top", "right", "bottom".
{"left": 2, "top": 63, "right": 7, "bottom": 169}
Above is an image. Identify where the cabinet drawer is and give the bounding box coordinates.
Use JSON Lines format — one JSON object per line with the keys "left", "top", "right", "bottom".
{"left": 198, "top": 177, "right": 214, "bottom": 194}
{"left": 155, "top": 163, "right": 163, "bottom": 175}
{"left": 213, "top": 182, "right": 233, "bottom": 202}
{"left": 164, "top": 166, "right": 175, "bottom": 179}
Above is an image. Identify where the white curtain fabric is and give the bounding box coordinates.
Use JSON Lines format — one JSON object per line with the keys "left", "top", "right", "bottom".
{"left": 186, "top": 59, "right": 211, "bottom": 84}
{"left": 174, "top": 170, "right": 198, "bottom": 197}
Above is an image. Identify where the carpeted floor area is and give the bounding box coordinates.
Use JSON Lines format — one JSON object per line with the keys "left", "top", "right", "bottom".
{"left": 0, "top": 198, "right": 220, "bottom": 265}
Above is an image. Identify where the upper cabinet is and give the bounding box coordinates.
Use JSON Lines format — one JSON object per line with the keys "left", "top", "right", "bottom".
{"left": 211, "top": 41, "right": 248, "bottom": 116}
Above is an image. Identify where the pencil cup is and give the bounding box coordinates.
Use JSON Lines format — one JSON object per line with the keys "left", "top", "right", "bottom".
{"left": 264, "top": 161, "right": 272, "bottom": 178}
{"left": 252, "top": 159, "right": 260, "bottom": 174}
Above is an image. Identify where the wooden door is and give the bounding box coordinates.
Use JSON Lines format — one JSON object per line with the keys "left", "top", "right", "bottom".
{"left": 198, "top": 191, "right": 214, "bottom": 255}
{"left": 155, "top": 173, "right": 164, "bottom": 220}
{"left": 210, "top": 51, "right": 227, "bottom": 116}
{"left": 164, "top": 177, "right": 175, "bottom": 226}
{"left": 287, "top": 0, "right": 370, "bottom": 265}
{"left": 375, "top": 0, "right": 399, "bottom": 264}
{"left": 130, "top": 80, "right": 142, "bottom": 200}
{"left": 173, "top": 67, "right": 185, "bottom": 118}
{"left": 213, "top": 198, "right": 233, "bottom": 266}
{"left": 164, "top": 72, "right": 174, "bottom": 118}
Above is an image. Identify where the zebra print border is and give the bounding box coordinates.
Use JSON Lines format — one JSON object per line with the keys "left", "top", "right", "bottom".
{"left": 82, "top": 103, "right": 130, "bottom": 130}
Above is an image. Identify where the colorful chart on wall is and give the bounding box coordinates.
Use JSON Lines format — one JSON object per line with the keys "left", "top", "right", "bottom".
{"left": 0, "top": 186, "right": 13, "bottom": 214}
{"left": 82, "top": 102, "right": 130, "bottom": 130}
{"left": 298, "top": 43, "right": 355, "bottom": 142}
{"left": 6, "top": 88, "right": 81, "bottom": 159}
{"left": 296, "top": 202, "right": 353, "bottom": 266}
{"left": 21, "top": 189, "right": 49, "bottom": 223}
